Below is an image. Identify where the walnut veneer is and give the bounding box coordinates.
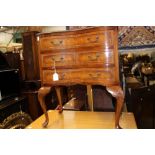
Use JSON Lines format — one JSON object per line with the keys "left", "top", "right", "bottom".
{"left": 37, "top": 26, "right": 124, "bottom": 128}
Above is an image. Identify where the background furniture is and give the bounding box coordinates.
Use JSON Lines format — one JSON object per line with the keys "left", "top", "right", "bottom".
{"left": 127, "top": 85, "right": 155, "bottom": 128}
{"left": 37, "top": 26, "right": 124, "bottom": 128}
{"left": 120, "top": 51, "right": 155, "bottom": 128}
{"left": 0, "top": 52, "right": 32, "bottom": 128}
{"left": 0, "top": 96, "right": 27, "bottom": 122}
{"left": 22, "top": 31, "right": 40, "bottom": 81}
{"left": 22, "top": 31, "right": 42, "bottom": 120}
{"left": 92, "top": 85, "right": 116, "bottom": 111}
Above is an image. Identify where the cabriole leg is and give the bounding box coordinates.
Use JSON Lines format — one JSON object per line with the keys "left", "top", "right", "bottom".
{"left": 55, "top": 87, "right": 63, "bottom": 113}
{"left": 106, "top": 86, "right": 124, "bottom": 129}
{"left": 38, "top": 86, "right": 51, "bottom": 127}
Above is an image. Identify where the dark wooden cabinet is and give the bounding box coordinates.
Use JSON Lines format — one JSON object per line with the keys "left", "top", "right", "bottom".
{"left": 22, "top": 31, "right": 41, "bottom": 120}
{"left": 92, "top": 85, "right": 115, "bottom": 111}
{"left": 128, "top": 85, "right": 155, "bottom": 128}
{"left": 22, "top": 31, "right": 40, "bottom": 81}
{"left": 22, "top": 91, "right": 42, "bottom": 120}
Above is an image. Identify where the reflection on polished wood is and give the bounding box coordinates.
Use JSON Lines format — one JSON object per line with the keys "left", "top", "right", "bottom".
{"left": 26, "top": 110, "right": 137, "bottom": 129}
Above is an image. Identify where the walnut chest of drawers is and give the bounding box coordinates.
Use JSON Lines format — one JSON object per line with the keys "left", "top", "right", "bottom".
{"left": 37, "top": 26, "right": 124, "bottom": 128}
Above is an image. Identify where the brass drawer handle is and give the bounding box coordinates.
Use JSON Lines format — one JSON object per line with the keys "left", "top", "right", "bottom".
{"left": 87, "top": 36, "right": 99, "bottom": 43}
{"left": 52, "top": 57, "right": 64, "bottom": 62}
{"left": 50, "top": 40, "right": 63, "bottom": 46}
{"left": 88, "top": 54, "right": 100, "bottom": 61}
{"left": 89, "top": 73, "right": 101, "bottom": 78}
{"left": 60, "top": 73, "right": 65, "bottom": 80}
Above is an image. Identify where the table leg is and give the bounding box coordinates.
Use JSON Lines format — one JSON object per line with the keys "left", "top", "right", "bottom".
{"left": 106, "top": 85, "right": 124, "bottom": 129}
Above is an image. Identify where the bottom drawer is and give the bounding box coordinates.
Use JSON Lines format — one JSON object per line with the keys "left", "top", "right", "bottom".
{"left": 42, "top": 68, "right": 116, "bottom": 85}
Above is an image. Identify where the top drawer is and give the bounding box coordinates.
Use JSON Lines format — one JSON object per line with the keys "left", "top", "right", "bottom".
{"left": 39, "top": 36, "right": 76, "bottom": 50}
{"left": 76, "top": 30, "right": 114, "bottom": 48}
{"left": 38, "top": 29, "right": 115, "bottom": 50}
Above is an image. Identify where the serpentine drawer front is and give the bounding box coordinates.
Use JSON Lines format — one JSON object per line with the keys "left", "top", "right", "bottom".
{"left": 77, "top": 51, "right": 114, "bottom": 66}
{"left": 41, "top": 53, "right": 75, "bottom": 68}
{"left": 37, "top": 27, "right": 124, "bottom": 129}
{"left": 39, "top": 36, "right": 76, "bottom": 50}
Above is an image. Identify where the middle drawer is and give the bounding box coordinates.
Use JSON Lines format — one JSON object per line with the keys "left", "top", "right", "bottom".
{"left": 76, "top": 50, "right": 114, "bottom": 66}
{"left": 41, "top": 53, "right": 75, "bottom": 68}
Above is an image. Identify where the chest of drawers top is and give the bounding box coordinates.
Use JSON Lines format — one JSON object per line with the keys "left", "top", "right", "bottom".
{"left": 37, "top": 26, "right": 119, "bottom": 86}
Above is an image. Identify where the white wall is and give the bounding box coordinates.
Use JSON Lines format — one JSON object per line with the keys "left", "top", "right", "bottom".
{"left": 0, "top": 29, "right": 14, "bottom": 52}
{"left": 0, "top": 30, "right": 14, "bottom": 44}
{"left": 119, "top": 48, "right": 155, "bottom": 58}
{"left": 41, "top": 26, "right": 66, "bottom": 33}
